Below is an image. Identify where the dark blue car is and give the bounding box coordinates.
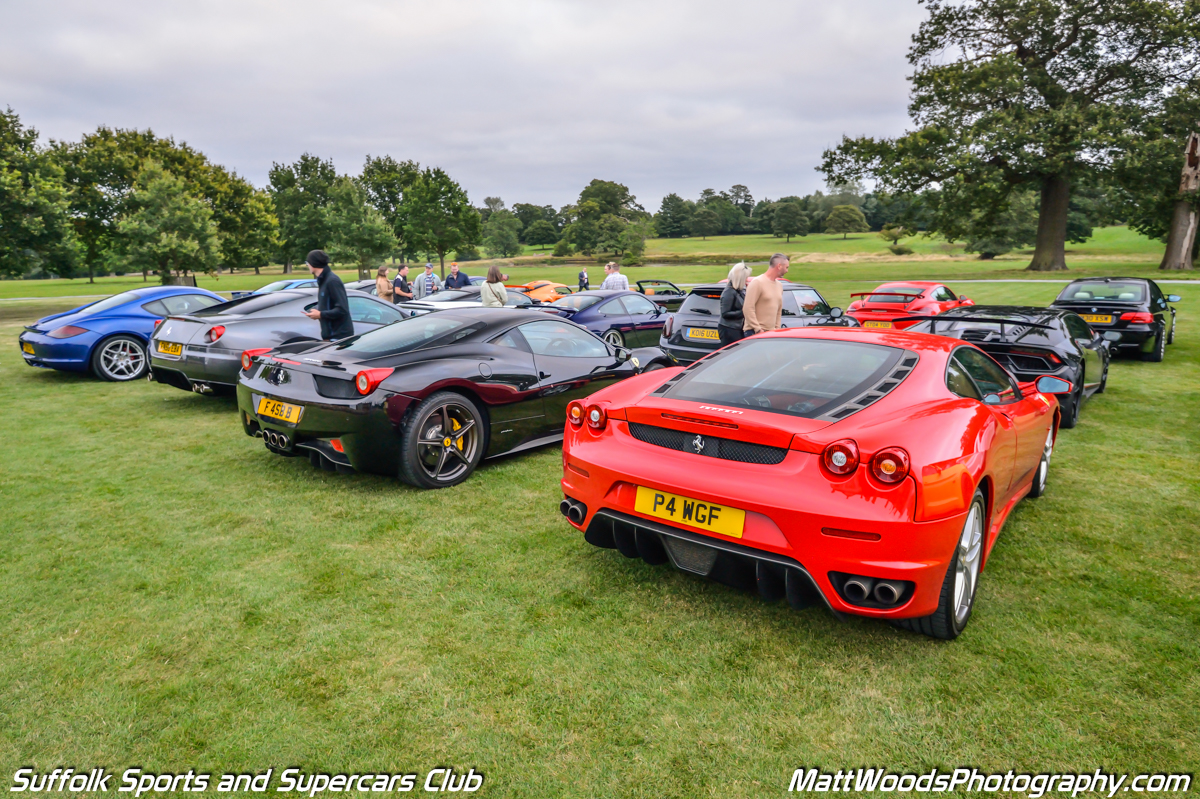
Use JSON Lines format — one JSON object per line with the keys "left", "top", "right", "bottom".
{"left": 19, "top": 286, "right": 225, "bottom": 381}
{"left": 548, "top": 290, "right": 667, "bottom": 348}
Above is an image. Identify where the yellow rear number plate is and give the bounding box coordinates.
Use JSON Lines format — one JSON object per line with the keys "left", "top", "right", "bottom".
{"left": 257, "top": 397, "right": 303, "bottom": 424}
{"left": 21, "top": 342, "right": 34, "bottom": 355}
{"left": 686, "top": 327, "right": 720, "bottom": 340}
{"left": 157, "top": 341, "right": 183, "bottom": 356}
{"left": 1080, "top": 314, "right": 1112, "bottom": 324}
{"left": 634, "top": 486, "right": 745, "bottom": 538}
{"left": 863, "top": 320, "right": 893, "bottom": 329}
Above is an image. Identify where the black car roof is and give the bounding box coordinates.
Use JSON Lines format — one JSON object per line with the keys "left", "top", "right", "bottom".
{"left": 1061, "top": 276, "right": 1148, "bottom": 284}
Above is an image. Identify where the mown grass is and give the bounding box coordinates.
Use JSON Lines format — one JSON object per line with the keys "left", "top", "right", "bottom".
{"left": 0, "top": 269, "right": 1197, "bottom": 797}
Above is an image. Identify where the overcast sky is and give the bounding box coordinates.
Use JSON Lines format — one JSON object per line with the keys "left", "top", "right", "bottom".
{"left": 0, "top": 0, "right": 925, "bottom": 209}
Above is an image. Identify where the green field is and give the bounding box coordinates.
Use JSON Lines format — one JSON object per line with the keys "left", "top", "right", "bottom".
{"left": 2, "top": 250, "right": 1197, "bottom": 796}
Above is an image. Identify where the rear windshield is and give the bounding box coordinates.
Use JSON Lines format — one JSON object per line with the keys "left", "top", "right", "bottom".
{"left": 422, "top": 290, "right": 475, "bottom": 303}
{"left": 865, "top": 287, "right": 923, "bottom": 303}
{"left": 194, "top": 294, "right": 298, "bottom": 316}
{"left": 1056, "top": 282, "right": 1145, "bottom": 302}
{"left": 678, "top": 290, "right": 722, "bottom": 316}
{"left": 74, "top": 291, "right": 144, "bottom": 316}
{"left": 552, "top": 294, "right": 602, "bottom": 310}
{"left": 255, "top": 280, "right": 298, "bottom": 293}
{"left": 337, "top": 315, "right": 483, "bottom": 355}
{"left": 666, "top": 338, "right": 903, "bottom": 418}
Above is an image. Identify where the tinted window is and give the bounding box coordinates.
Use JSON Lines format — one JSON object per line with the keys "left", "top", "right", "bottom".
{"left": 338, "top": 316, "right": 483, "bottom": 356}
{"left": 160, "top": 294, "right": 221, "bottom": 315}
{"left": 620, "top": 295, "right": 659, "bottom": 315}
{"left": 552, "top": 294, "right": 603, "bottom": 310}
{"left": 520, "top": 320, "right": 609, "bottom": 358}
{"left": 666, "top": 338, "right": 902, "bottom": 418}
{"left": 596, "top": 299, "right": 628, "bottom": 317}
{"left": 422, "top": 290, "right": 475, "bottom": 303}
{"left": 933, "top": 286, "right": 956, "bottom": 301}
{"left": 1057, "top": 281, "right": 1145, "bottom": 302}
{"left": 954, "top": 347, "right": 1018, "bottom": 403}
{"left": 782, "top": 288, "right": 831, "bottom": 317}
{"left": 1063, "top": 314, "right": 1093, "bottom": 340}
{"left": 679, "top": 291, "right": 721, "bottom": 316}
{"left": 74, "top": 292, "right": 144, "bottom": 316}
{"left": 504, "top": 290, "right": 534, "bottom": 307}
{"left": 195, "top": 294, "right": 298, "bottom": 316}
{"left": 255, "top": 280, "right": 296, "bottom": 293}
{"left": 349, "top": 297, "right": 404, "bottom": 325}
{"left": 492, "top": 328, "right": 531, "bottom": 352}
{"left": 946, "top": 357, "right": 983, "bottom": 400}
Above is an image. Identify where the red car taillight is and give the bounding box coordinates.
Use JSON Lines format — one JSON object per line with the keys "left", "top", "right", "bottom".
{"left": 1120, "top": 312, "right": 1154, "bottom": 324}
{"left": 153, "top": 319, "right": 164, "bottom": 329}
{"left": 821, "top": 439, "right": 859, "bottom": 476}
{"left": 355, "top": 368, "right": 394, "bottom": 395}
{"left": 1010, "top": 348, "right": 1061, "bottom": 364}
{"left": 47, "top": 325, "right": 87, "bottom": 339}
{"left": 663, "top": 315, "right": 675, "bottom": 337}
{"left": 567, "top": 400, "right": 585, "bottom": 426}
{"left": 585, "top": 404, "right": 607, "bottom": 430}
{"left": 241, "top": 348, "right": 270, "bottom": 371}
{"left": 870, "top": 447, "right": 910, "bottom": 484}
{"left": 205, "top": 325, "right": 226, "bottom": 343}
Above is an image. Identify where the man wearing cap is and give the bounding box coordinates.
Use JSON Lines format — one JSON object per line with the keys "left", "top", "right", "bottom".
{"left": 414, "top": 262, "right": 443, "bottom": 299}
{"left": 302, "top": 250, "right": 354, "bottom": 340}
{"left": 444, "top": 262, "right": 471, "bottom": 289}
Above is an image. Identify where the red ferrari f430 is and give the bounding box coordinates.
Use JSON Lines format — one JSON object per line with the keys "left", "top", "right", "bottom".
{"left": 559, "top": 327, "right": 1072, "bottom": 639}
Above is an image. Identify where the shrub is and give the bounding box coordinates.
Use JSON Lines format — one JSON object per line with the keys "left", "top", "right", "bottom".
{"left": 888, "top": 244, "right": 914, "bottom": 255}
{"left": 552, "top": 239, "right": 574, "bottom": 257}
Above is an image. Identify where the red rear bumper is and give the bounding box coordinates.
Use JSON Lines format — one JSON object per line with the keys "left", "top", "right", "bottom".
{"left": 846, "top": 310, "right": 921, "bottom": 329}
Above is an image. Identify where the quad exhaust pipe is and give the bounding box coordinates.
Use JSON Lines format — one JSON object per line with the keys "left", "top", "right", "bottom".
{"left": 560, "top": 498, "right": 587, "bottom": 526}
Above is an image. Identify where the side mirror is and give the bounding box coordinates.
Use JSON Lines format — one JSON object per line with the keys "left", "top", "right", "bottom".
{"left": 652, "top": 305, "right": 663, "bottom": 316}
{"left": 829, "top": 307, "right": 844, "bottom": 319}
{"left": 960, "top": 297, "right": 974, "bottom": 306}
{"left": 982, "top": 393, "right": 1004, "bottom": 405}
{"left": 1102, "top": 331, "right": 1122, "bottom": 342}
{"left": 615, "top": 347, "right": 631, "bottom": 362}
{"left": 1167, "top": 294, "right": 1182, "bottom": 303}
{"left": 1035, "top": 375, "right": 1073, "bottom": 395}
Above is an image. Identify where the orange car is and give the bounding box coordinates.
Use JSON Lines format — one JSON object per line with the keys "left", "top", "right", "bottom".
{"left": 507, "top": 280, "right": 575, "bottom": 303}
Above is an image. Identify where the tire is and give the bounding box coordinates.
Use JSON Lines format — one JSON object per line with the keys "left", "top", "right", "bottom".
{"left": 1026, "top": 428, "right": 1054, "bottom": 499}
{"left": 602, "top": 329, "right": 625, "bottom": 347}
{"left": 1141, "top": 326, "right": 1165, "bottom": 362}
{"left": 641, "top": 361, "right": 666, "bottom": 373}
{"left": 894, "top": 491, "right": 986, "bottom": 640}
{"left": 1059, "top": 387, "right": 1081, "bottom": 429}
{"left": 1095, "top": 360, "right": 1108, "bottom": 394}
{"left": 91, "top": 335, "right": 148, "bottom": 382}
{"left": 398, "top": 391, "right": 487, "bottom": 489}
{"left": 1167, "top": 316, "right": 1175, "bottom": 345}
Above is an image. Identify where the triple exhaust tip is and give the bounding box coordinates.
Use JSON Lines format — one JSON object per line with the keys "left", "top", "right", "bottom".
{"left": 265, "top": 431, "right": 290, "bottom": 449}
{"left": 560, "top": 498, "right": 587, "bottom": 526}
{"left": 843, "top": 576, "right": 906, "bottom": 606}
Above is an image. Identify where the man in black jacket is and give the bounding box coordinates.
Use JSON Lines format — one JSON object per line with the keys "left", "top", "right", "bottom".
{"left": 302, "top": 250, "right": 354, "bottom": 340}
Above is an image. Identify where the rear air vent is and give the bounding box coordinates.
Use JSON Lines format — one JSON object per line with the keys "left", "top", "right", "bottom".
{"left": 629, "top": 423, "right": 787, "bottom": 465}
{"left": 815, "top": 353, "right": 919, "bottom": 422}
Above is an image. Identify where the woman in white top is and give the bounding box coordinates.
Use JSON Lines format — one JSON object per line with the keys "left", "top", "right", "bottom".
{"left": 480, "top": 265, "right": 508, "bottom": 308}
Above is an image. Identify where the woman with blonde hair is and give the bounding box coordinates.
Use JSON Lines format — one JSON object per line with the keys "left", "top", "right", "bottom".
{"left": 480, "top": 265, "right": 508, "bottom": 308}
{"left": 718, "top": 262, "right": 751, "bottom": 345}
{"left": 375, "top": 265, "right": 394, "bottom": 302}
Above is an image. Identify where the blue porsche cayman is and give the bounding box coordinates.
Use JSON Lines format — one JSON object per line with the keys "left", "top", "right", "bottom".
{"left": 18, "top": 286, "right": 225, "bottom": 381}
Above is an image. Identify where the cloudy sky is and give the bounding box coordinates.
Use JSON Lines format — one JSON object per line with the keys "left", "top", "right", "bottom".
{"left": 1, "top": 0, "right": 925, "bottom": 209}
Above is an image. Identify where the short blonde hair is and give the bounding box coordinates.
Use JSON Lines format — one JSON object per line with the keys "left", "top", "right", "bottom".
{"left": 727, "top": 262, "right": 751, "bottom": 291}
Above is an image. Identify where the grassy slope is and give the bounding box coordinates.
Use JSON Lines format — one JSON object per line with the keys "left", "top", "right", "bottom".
{"left": 1, "top": 261, "right": 1197, "bottom": 795}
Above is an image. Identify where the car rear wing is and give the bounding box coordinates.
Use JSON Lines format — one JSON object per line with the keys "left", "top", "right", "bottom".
{"left": 849, "top": 292, "right": 924, "bottom": 303}
{"left": 892, "top": 315, "right": 1055, "bottom": 336}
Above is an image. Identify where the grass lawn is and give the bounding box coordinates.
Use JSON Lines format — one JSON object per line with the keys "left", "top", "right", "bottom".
{"left": 1, "top": 261, "right": 1197, "bottom": 796}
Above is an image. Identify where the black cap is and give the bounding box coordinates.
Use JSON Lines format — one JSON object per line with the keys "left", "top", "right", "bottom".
{"left": 306, "top": 250, "right": 329, "bottom": 269}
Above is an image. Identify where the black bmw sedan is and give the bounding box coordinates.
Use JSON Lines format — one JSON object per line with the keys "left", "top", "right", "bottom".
{"left": 904, "top": 305, "right": 1114, "bottom": 428}
{"left": 1050, "top": 277, "right": 1181, "bottom": 362}
{"left": 236, "top": 309, "right": 675, "bottom": 488}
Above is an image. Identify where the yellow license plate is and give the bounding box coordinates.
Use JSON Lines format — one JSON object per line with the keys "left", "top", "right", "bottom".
{"left": 686, "top": 328, "right": 720, "bottom": 340}
{"left": 257, "top": 397, "right": 303, "bottom": 423}
{"left": 21, "top": 342, "right": 34, "bottom": 355}
{"left": 634, "top": 486, "right": 745, "bottom": 539}
{"left": 863, "top": 320, "right": 893, "bottom": 329}
{"left": 1080, "top": 314, "right": 1112, "bottom": 324}
{"left": 156, "top": 341, "right": 183, "bottom": 356}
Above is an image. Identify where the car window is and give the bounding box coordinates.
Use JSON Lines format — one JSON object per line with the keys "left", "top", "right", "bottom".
{"left": 504, "top": 290, "right": 534, "bottom": 307}
{"left": 678, "top": 291, "right": 721, "bottom": 316}
{"left": 1056, "top": 281, "right": 1145, "bottom": 302}
{"left": 866, "top": 287, "right": 922, "bottom": 303}
{"left": 519, "top": 320, "right": 609, "bottom": 358}
{"left": 596, "top": 299, "right": 628, "bottom": 317}
{"left": 74, "top": 291, "right": 144, "bottom": 316}
{"left": 1147, "top": 281, "right": 1165, "bottom": 307}
{"left": 954, "top": 347, "right": 1019, "bottom": 403}
{"left": 160, "top": 294, "right": 222, "bottom": 315}
{"left": 491, "top": 328, "right": 532, "bottom": 352}
{"left": 1063, "top": 314, "right": 1093, "bottom": 340}
{"left": 552, "top": 294, "right": 603, "bottom": 310}
{"left": 339, "top": 316, "right": 484, "bottom": 355}
{"left": 349, "top": 296, "right": 404, "bottom": 325}
{"left": 946, "top": 356, "right": 983, "bottom": 400}
{"left": 783, "top": 288, "right": 831, "bottom": 317}
{"left": 255, "top": 280, "right": 295, "bottom": 293}
{"left": 933, "top": 286, "right": 956, "bottom": 301}
{"left": 620, "top": 295, "right": 658, "bottom": 315}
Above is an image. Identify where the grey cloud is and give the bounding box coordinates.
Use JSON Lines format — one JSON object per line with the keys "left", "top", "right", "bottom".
{"left": 0, "top": 0, "right": 925, "bottom": 207}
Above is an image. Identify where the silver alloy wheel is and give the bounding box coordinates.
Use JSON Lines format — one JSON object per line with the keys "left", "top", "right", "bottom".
{"left": 98, "top": 338, "right": 146, "bottom": 380}
{"left": 415, "top": 400, "right": 480, "bottom": 483}
{"left": 602, "top": 329, "right": 624, "bottom": 347}
{"left": 953, "top": 502, "right": 984, "bottom": 626}
{"left": 1035, "top": 428, "right": 1053, "bottom": 494}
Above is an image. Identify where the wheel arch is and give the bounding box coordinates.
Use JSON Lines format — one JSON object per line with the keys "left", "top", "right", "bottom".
{"left": 87, "top": 331, "right": 150, "bottom": 377}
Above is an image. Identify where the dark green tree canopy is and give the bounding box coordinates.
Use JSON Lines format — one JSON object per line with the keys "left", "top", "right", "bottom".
{"left": 523, "top": 219, "right": 558, "bottom": 250}
{"left": 655, "top": 193, "right": 693, "bottom": 238}
{"left": 772, "top": 202, "right": 810, "bottom": 242}
{"left": 117, "top": 161, "right": 222, "bottom": 282}
{"left": 402, "top": 167, "right": 482, "bottom": 274}
{"left": 578, "top": 179, "right": 644, "bottom": 218}
{"left": 483, "top": 209, "right": 523, "bottom": 258}
{"left": 324, "top": 176, "right": 399, "bottom": 279}
{"left": 268, "top": 154, "right": 338, "bottom": 266}
{"left": 688, "top": 207, "right": 721, "bottom": 240}
{"left": 359, "top": 154, "right": 420, "bottom": 258}
{"left": 824, "top": 205, "right": 870, "bottom": 239}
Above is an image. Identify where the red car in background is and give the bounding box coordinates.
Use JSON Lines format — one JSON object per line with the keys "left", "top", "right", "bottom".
{"left": 559, "top": 327, "right": 1071, "bottom": 639}
{"left": 847, "top": 282, "right": 973, "bottom": 329}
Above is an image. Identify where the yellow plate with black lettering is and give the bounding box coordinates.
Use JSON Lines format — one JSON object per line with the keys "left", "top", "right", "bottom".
{"left": 21, "top": 341, "right": 34, "bottom": 355}
{"left": 863, "top": 320, "right": 893, "bottom": 329}
{"left": 686, "top": 327, "right": 720, "bottom": 341}
{"left": 257, "top": 397, "right": 303, "bottom": 424}
{"left": 634, "top": 486, "right": 745, "bottom": 539}
{"left": 156, "top": 341, "right": 183, "bottom": 356}
{"left": 1079, "top": 314, "right": 1112, "bottom": 324}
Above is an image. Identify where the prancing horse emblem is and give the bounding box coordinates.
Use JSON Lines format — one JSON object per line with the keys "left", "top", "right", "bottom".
{"left": 692, "top": 435, "right": 705, "bottom": 454}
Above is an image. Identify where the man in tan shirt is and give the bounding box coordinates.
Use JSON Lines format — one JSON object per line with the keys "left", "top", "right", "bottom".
{"left": 743, "top": 253, "right": 790, "bottom": 334}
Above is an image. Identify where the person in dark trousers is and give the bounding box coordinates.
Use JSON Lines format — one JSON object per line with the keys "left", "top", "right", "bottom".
{"left": 392, "top": 264, "right": 413, "bottom": 304}
{"left": 718, "top": 262, "right": 751, "bottom": 346}
{"left": 444, "top": 262, "right": 471, "bottom": 289}
{"left": 578, "top": 268, "right": 589, "bottom": 291}
{"left": 302, "top": 250, "right": 354, "bottom": 340}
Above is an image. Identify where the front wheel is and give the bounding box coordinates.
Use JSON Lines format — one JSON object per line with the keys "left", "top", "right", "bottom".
{"left": 1095, "top": 360, "right": 1108, "bottom": 394}
{"left": 895, "top": 491, "right": 985, "bottom": 640}
{"left": 602, "top": 329, "right": 625, "bottom": 347}
{"left": 398, "top": 391, "right": 486, "bottom": 489}
{"left": 91, "top": 335, "right": 148, "bottom": 381}
{"left": 1141, "top": 327, "right": 1165, "bottom": 362}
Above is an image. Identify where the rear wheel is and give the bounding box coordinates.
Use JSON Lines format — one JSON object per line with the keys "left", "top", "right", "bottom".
{"left": 1027, "top": 428, "right": 1054, "bottom": 499}
{"left": 1096, "top": 360, "right": 1108, "bottom": 394}
{"left": 1141, "top": 326, "right": 1165, "bottom": 362}
{"left": 602, "top": 329, "right": 625, "bottom": 347}
{"left": 399, "top": 391, "right": 486, "bottom": 489}
{"left": 91, "top": 336, "right": 148, "bottom": 381}
{"left": 1059, "top": 385, "right": 1081, "bottom": 429}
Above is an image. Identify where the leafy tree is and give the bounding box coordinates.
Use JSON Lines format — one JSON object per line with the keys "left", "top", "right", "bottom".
{"left": 700, "top": 196, "right": 748, "bottom": 235}
{"left": 551, "top": 238, "right": 573, "bottom": 257}
{"left": 524, "top": 219, "right": 558, "bottom": 250}
{"left": 727, "top": 184, "right": 754, "bottom": 215}
{"left": 688, "top": 207, "right": 721, "bottom": 240}
{"left": 561, "top": 199, "right": 602, "bottom": 255}
{"left": 205, "top": 169, "right": 277, "bottom": 275}
{"left": 512, "top": 203, "right": 556, "bottom": 240}
{"left": 655, "top": 193, "right": 693, "bottom": 238}
{"left": 824, "top": 205, "right": 870, "bottom": 239}
{"left": 597, "top": 214, "right": 629, "bottom": 254}
{"left": 619, "top": 219, "right": 656, "bottom": 265}
{"left": 772, "top": 202, "right": 809, "bottom": 242}
{"left": 359, "top": 154, "right": 420, "bottom": 260}
{"left": 483, "top": 209, "right": 523, "bottom": 258}
{"left": 324, "top": 176, "right": 399, "bottom": 279}
{"left": 117, "top": 161, "right": 221, "bottom": 283}
{"left": 578, "top": 179, "right": 644, "bottom": 217}
{"left": 402, "top": 167, "right": 482, "bottom": 276}
{"left": 879, "top": 223, "right": 907, "bottom": 246}
{"left": 821, "top": 0, "right": 1200, "bottom": 271}
{"left": 963, "top": 191, "right": 1039, "bottom": 258}
{"left": 0, "top": 108, "right": 79, "bottom": 279}
{"left": 268, "top": 154, "right": 338, "bottom": 270}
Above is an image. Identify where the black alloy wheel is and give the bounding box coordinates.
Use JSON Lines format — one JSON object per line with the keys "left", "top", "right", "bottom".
{"left": 91, "top": 335, "right": 148, "bottom": 381}
{"left": 1141, "top": 326, "right": 1166, "bottom": 363}
{"left": 1059, "top": 383, "right": 1082, "bottom": 429}
{"left": 399, "top": 391, "right": 486, "bottom": 489}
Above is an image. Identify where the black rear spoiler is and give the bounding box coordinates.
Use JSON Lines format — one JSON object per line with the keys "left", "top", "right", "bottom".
{"left": 893, "top": 316, "right": 1055, "bottom": 336}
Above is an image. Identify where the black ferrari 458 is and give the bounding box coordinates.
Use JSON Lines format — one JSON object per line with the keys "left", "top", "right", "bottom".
{"left": 237, "top": 308, "right": 676, "bottom": 488}
{"left": 1050, "top": 277, "right": 1181, "bottom": 362}
{"left": 902, "top": 305, "right": 1115, "bottom": 428}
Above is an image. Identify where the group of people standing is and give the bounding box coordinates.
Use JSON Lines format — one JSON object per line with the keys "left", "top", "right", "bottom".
{"left": 717, "top": 253, "right": 790, "bottom": 345}
{"left": 371, "top": 261, "right": 510, "bottom": 308}
{"left": 576, "top": 262, "right": 631, "bottom": 292}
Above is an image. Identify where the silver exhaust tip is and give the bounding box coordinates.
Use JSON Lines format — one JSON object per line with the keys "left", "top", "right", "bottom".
{"left": 843, "top": 576, "right": 875, "bottom": 603}
{"left": 873, "top": 580, "right": 905, "bottom": 605}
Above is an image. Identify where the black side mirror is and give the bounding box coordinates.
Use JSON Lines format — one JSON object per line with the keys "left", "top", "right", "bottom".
{"left": 615, "top": 347, "right": 631, "bottom": 362}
